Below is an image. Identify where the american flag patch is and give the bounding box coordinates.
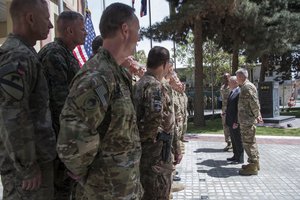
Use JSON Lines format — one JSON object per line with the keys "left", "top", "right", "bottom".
{"left": 95, "top": 85, "right": 108, "bottom": 109}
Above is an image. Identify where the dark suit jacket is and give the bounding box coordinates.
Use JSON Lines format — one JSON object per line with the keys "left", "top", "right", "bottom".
{"left": 225, "top": 87, "right": 240, "bottom": 127}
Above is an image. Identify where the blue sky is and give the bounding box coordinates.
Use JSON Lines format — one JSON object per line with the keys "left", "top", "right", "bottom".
{"left": 88, "top": 0, "right": 174, "bottom": 59}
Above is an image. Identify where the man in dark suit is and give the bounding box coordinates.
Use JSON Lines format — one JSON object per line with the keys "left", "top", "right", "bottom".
{"left": 225, "top": 76, "right": 244, "bottom": 163}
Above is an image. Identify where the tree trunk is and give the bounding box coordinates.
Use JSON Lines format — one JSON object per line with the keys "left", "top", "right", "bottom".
{"left": 232, "top": 41, "right": 239, "bottom": 75}
{"left": 259, "top": 54, "right": 268, "bottom": 82}
{"left": 193, "top": 17, "right": 205, "bottom": 127}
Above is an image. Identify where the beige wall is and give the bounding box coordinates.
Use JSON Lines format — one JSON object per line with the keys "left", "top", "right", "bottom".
{"left": 1, "top": 0, "right": 84, "bottom": 48}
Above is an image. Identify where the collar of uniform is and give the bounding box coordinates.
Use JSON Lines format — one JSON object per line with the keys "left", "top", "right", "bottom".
{"left": 8, "top": 33, "right": 38, "bottom": 56}
{"left": 144, "top": 71, "right": 160, "bottom": 81}
{"left": 97, "top": 48, "right": 130, "bottom": 82}
{"left": 9, "top": 33, "right": 31, "bottom": 47}
{"left": 241, "top": 79, "right": 249, "bottom": 87}
{"left": 54, "top": 38, "right": 71, "bottom": 52}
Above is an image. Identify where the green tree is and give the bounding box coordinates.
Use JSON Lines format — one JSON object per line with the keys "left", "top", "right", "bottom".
{"left": 133, "top": 50, "right": 147, "bottom": 65}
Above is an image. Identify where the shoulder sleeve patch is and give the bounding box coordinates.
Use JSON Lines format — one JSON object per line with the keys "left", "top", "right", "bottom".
{"left": 95, "top": 84, "right": 109, "bottom": 110}
{"left": 0, "top": 63, "right": 24, "bottom": 100}
{"left": 0, "top": 73, "right": 24, "bottom": 100}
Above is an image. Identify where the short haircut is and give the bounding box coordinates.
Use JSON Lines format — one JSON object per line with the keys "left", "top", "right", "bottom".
{"left": 100, "top": 3, "right": 136, "bottom": 39}
{"left": 147, "top": 46, "right": 170, "bottom": 69}
{"left": 57, "top": 11, "right": 84, "bottom": 34}
{"left": 10, "top": 0, "right": 47, "bottom": 21}
{"left": 229, "top": 76, "right": 237, "bottom": 82}
{"left": 92, "top": 35, "right": 103, "bottom": 54}
{"left": 236, "top": 68, "right": 249, "bottom": 78}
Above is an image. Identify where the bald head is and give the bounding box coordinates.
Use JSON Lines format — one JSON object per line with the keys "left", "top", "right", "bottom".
{"left": 228, "top": 76, "right": 238, "bottom": 90}
{"left": 10, "top": 0, "right": 47, "bottom": 22}
{"left": 222, "top": 72, "right": 231, "bottom": 85}
{"left": 57, "top": 11, "right": 84, "bottom": 35}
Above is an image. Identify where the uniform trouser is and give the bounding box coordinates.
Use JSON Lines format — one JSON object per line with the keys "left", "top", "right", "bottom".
{"left": 53, "top": 157, "right": 76, "bottom": 200}
{"left": 240, "top": 124, "right": 259, "bottom": 163}
{"left": 140, "top": 141, "right": 174, "bottom": 200}
{"left": 222, "top": 117, "right": 231, "bottom": 143}
{"left": 1, "top": 161, "right": 54, "bottom": 200}
{"left": 78, "top": 154, "right": 143, "bottom": 200}
{"left": 229, "top": 126, "right": 244, "bottom": 162}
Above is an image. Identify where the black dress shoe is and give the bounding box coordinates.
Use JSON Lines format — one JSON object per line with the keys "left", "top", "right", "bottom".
{"left": 226, "top": 157, "right": 236, "bottom": 161}
{"left": 173, "top": 175, "right": 181, "bottom": 181}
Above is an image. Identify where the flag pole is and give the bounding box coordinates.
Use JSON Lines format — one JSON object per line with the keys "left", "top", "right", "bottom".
{"left": 58, "top": 0, "right": 63, "bottom": 13}
{"left": 148, "top": 0, "right": 152, "bottom": 48}
{"left": 103, "top": 0, "right": 106, "bottom": 10}
{"left": 173, "top": 40, "right": 176, "bottom": 70}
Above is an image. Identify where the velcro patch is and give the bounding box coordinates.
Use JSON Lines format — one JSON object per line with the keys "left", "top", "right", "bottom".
{"left": 95, "top": 85, "right": 108, "bottom": 110}
{"left": 153, "top": 99, "right": 162, "bottom": 112}
{"left": 0, "top": 73, "right": 24, "bottom": 100}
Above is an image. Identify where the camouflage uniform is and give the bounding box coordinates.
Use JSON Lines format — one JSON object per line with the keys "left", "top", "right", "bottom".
{"left": 38, "top": 38, "right": 80, "bottom": 200}
{"left": 220, "top": 84, "right": 231, "bottom": 143}
{"left": 57, "top": 48, "right": 143, "bottom": 200}
{"left": 238, "top": 79, "right": 260, "bottom": 163}
{"left": 173, "top": 90, "right": 187, "bottom": 154}
{"left": 39, "top": 38, "right": 80, "bottom": 135}
{"left": 134, "top": 75, "right": 175, "bottom": 200}
{"left": 0, "top": 34, "right": 56, "bottom": 200}
{"left": 179, "top": 92, "right": 188, "bottom": 142}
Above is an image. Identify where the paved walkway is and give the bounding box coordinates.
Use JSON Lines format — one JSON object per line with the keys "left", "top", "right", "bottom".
{"left": 1, "top": 133, "right": 300, "bottom": 199}
{"left": 173, "top": 134, "right": 300, "bottom": 200}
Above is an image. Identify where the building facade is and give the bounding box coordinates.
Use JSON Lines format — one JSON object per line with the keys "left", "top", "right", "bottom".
{"left": 0, "top": 0, "right": 85, "bottom": 50}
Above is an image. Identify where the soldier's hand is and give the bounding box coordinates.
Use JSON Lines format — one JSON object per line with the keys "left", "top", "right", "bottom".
{"left": 22, "top": 168, "right": 42, "bottom": 190}
{"left": 257, "top": 116, "right": 263, "bottom": 123}
{"left": 232, "top": 123, "right": 239, "bottom": 129}
{"left": 67, "top": 171, "right": 82, "bottom": 181}
{"left": 174, "top": 153, "right": 183, "bottom": 165}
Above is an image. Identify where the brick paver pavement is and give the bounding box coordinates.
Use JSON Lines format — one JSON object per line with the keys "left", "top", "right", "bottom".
{"left": 0, "top": 134, "right": 299, "bottom": 200}
{"left": 173, "top": 134, "right": 300, "bottom": 200}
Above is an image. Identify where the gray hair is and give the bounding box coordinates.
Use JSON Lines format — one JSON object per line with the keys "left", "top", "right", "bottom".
{"left": 236, "top": 68, "right": 248, "bottom": 78}
{"left": 229, "top": 76, "right": 237, "bottom": 82}
{"left": 57, "top": 11, "right": 84, "bottom": 34}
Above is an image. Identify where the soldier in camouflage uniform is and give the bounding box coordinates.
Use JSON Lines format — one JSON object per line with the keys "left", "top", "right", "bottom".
{"left": 164, "top": 71, "right": 186, "bottom": 194}
{"left": 38, "top": 11, "right": 87, "bottom": 200}
{"left": 134, "top": 46, "right": 178, "bottom": 200}
{"left": 57, "top": 3, "right": 143, "bottom": 199}
{"left": 220, "top": 73, "right": 232, "bottom": 151}
{"left": 178, "top": 83, "right": 188, "bottom": 143}
{"left": 0, "top": 0, "right": 56, "bottom": 199}
{"left": 236, "top": 68, "right": 262, "bottom": 176}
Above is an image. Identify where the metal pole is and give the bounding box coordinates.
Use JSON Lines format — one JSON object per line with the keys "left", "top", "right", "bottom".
{"left": 210, "top": 41, "right": 215, "bottom": 117}
{"left": 58, "top": 0, "right": 63, "bottom": 14}
{"left": 173, "top": 40, "right": 176, "bottom": 70}
{"left": 148, "top": 0, "right": 152, "bottom": 48}
{"left": 103, "top": 0, "right": 106, "bottom": 10}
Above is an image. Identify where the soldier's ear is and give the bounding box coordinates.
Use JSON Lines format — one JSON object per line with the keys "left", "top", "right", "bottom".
{"left": 120, "top": 22, "right": 129, "bottom": 40}
{"left": 66, "top": 27, "right": 73, "bottom": 35}
{"left": 25, "top": 12, "right": 35, "bottom": 27}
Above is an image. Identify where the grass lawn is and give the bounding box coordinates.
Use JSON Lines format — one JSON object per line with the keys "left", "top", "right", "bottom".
{"left": 188, "top": 108, "right": 300, "bottom": 136}
{"left": 280, "top": 108, "right": 300, "bottom": 118}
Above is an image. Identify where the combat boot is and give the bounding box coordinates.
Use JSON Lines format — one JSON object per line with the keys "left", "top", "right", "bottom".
{"left": 242, "top": 160, "right": 260, "bottom": 170}
{"left": 223, "top": 142, "right": 232, "bottom": 151}
{"left": 239, "top": 163, "right": 258, "bottom": 175}
{"left": 171, "top": 182, "right": 185, "bottom": 193}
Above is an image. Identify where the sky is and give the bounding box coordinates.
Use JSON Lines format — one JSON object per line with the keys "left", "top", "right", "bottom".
{"left": 88, "top": 0, "right": 175, "bottom": 63}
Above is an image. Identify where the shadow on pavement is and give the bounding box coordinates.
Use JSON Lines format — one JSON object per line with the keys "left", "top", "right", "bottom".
{"left": 196, "top": 159, "right": 228, "bottom": 167}
{"left": 194, "top": 148, "right": 224, "bottom": 153}
{"left": 206, "top": 167, "right": 240, "bottom": 178}
{"left": 196, "top": 159, "right": 240, "bottom": 178}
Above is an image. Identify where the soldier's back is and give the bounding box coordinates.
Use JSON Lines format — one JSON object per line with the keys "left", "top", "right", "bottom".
{"left": 0, "top": 34, "right": 56, "bottom": 170}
